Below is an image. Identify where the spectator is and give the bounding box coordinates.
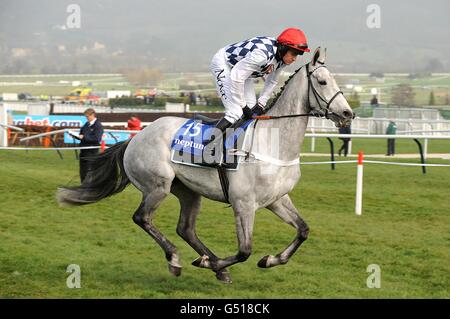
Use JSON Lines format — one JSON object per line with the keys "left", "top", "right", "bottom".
{"left": 338, "top": 124, "right": 351, "bottom": 157}
{"left": 386, "top": 120, "right": 397, "bottom": 156}
{"left": 149, "top": 88, "right": 156, "bottom": 104}
{"left": 370, "top": 96, "right": 379, "bottom": 106}
{"left": 49, "top": 102, "right": 55, "bottom": 115}
{"left": 189, "top": 92, "right": 197, "bottom": 106}
{"left": 127, "top": 114, "right": 142, "bottom": 138}
{"left": 70, "top": 108, "right": 104, "bottom": 183}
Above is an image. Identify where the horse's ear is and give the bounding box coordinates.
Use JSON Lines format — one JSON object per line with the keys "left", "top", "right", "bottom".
{"left": 312, "top": 47, "right": 326, "bottom": 66}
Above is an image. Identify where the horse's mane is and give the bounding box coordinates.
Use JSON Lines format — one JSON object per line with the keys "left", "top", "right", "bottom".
{"left": 264, "top": 64, "right": 306, "bottom": 113}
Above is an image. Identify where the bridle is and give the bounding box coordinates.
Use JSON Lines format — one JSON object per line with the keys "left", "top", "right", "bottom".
{"left": 306, "top": 62, "right": 344, "bottom": 119}
{"left": 254, "top": 62, "right": 348, "bottom": 121}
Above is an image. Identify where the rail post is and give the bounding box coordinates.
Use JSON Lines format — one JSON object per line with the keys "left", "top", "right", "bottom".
{"left": 355, "top": 151, "right": 364, "bottom": 216}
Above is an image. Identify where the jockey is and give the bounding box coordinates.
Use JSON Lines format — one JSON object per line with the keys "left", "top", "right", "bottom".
{"left": 205, "top": 27, "right": 310, "bottom": 155}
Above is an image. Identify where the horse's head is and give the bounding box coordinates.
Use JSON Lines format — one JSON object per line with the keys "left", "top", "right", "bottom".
{"left": 306, "top": 47, "right": 354, "bottom": 127}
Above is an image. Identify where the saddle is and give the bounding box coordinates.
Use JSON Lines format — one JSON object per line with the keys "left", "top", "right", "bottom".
{"left": 170, "top": 114, "right": 254, "bottom": 170}
{"left": 192, "top": 114, "right": 221, "bottom": 125}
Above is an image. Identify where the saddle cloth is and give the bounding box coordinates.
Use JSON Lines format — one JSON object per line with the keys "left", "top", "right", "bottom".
{"left": 170, "top": 118, "right": 254, "bottom": 170}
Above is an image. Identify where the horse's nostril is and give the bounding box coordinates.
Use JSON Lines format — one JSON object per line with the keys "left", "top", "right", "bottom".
{"left": 343, "top": 110, "right": 352, "bottom": 119}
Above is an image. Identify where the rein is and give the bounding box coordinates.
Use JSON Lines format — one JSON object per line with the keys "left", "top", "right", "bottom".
{"left": 253, "top": 63, "right": 344, "bottom": 121}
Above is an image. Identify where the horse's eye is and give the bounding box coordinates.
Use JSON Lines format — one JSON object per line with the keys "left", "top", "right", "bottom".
{"left": 318, "top": 80, "right": 327, "bottom": 85}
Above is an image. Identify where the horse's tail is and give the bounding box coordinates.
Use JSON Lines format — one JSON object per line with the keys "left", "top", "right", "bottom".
{"left": 56, "top": 141, "right": 130, "bottom": 206}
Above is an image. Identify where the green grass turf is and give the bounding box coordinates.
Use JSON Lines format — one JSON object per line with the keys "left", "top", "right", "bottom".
{"left": 0, "top": 149, "right": 449, "bottom": 298}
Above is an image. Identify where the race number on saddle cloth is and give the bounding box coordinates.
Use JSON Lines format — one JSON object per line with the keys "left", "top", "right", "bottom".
{"left": 170, "top": 119, "right": 254, "bottom": 170}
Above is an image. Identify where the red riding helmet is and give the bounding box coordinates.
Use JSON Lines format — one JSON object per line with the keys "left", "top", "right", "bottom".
{"left": 277, "top": 28, "right": 310, "bottom": 53}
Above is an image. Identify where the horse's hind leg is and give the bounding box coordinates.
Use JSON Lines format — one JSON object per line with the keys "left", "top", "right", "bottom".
{"left": 133, "top": 186, "right": 182, "bottom": 277}
{"left": 171, "top": 180, "right": 232, "bottom": 283}
{"left": 258, "top": 194, "right": 309, "bottom": 268}
{"left": 205, "top": 203, "right": 256, "bottom": 272}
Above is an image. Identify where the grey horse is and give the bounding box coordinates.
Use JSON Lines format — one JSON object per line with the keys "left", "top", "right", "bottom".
{"left": 57, "top": 47, "right": 353, "bottom": 283}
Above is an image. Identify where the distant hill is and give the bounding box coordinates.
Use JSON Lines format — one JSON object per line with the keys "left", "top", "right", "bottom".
{"left": 0, "top": 0, "right": 449, "bottom": 74}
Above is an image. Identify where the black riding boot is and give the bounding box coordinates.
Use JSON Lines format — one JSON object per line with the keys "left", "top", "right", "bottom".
{"left": 203, "top": 117, "right": 233, "bottom": 162}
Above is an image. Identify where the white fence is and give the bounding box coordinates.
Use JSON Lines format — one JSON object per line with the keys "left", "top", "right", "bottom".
{"left": 1, "top": 102, "right": 28, "bottom": 112}
{"left": 307, "top": 117, "right": 450, "bottom": 136}
{"left": 373, "top": 108, "right": 444, "bottom": 121}
{"left": 0, "top": 104, "right": 7, "bottom": 146}
{"left": 1, "top": 102, "right": 191, "bottom": 114}
{"left": 5, "top": 102, "right": 450, "bottom": 134}
{"left": 3, "top": 102, "right": 450, "bottom": 140}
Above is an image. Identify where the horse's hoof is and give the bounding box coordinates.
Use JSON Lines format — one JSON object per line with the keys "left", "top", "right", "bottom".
{"left": 168, "top": 264, "right": 182, "bottom": 277}
{"left": 257, "top": 255, "right": 271, "bottom": 268}
{"left": 192, "top": 257, "right": 202, "bottom": 267}
{"left": 216, "top": 270, "right": 232, "bottom": 284}
{"left": 192, "top": 255, "right": 210, "bottom": 269}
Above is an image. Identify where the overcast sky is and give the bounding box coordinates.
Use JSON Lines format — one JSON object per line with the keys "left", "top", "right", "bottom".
{"left": 1, "top": 0, "right": 449, "bottom": 72}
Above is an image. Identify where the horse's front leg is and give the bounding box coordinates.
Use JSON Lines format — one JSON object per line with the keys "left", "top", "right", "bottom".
{"left": 208, "top": 203, "right": 256, "bottom": 271}
{"left": 258, "top": 194, "right": 309, "bottom": 268}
